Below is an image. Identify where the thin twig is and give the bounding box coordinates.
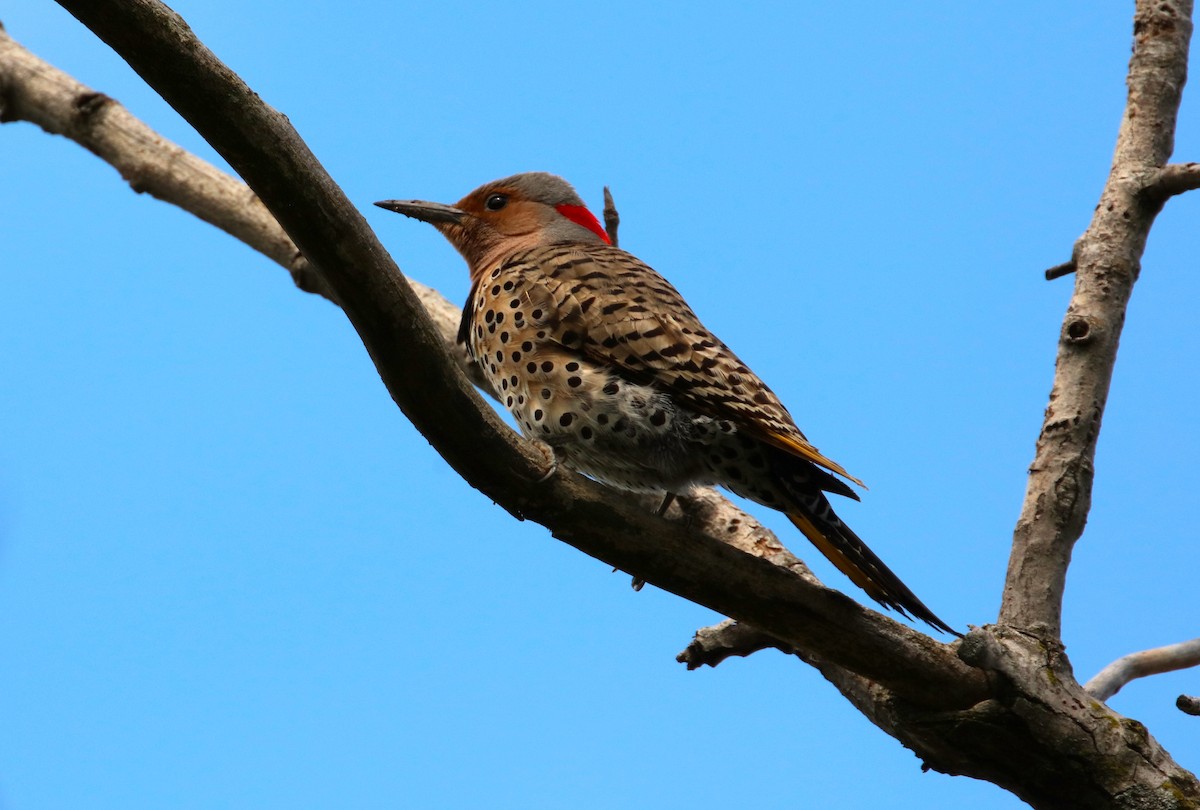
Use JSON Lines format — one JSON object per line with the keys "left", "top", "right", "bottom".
{"left": 1143, "top": 161, "right": 1200, "bottom": 201}
{"left": 602, "top": 185, "right": 620, "bottom": 247}
{"left": 1085, "top": 638, "right": 1200, "bottom": 700}
{"left": 677, "top": 619, "right": 796, "bottom": 669}
{"left": 1044, "top": 259, "right": 1077, "bottom": 280}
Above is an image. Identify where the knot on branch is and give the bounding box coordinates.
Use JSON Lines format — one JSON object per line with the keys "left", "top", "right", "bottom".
{"left": 72, "top": 89, "right": 112, "bottom": 121}
{"left": 958, "top": 625, "right": 1072, "bottom": 689}
{"left": 958, "top": 627, "right": 1006, "bottom": 671}
{"left": 1064, "top": 318, "right": 1093, "bottom": 344}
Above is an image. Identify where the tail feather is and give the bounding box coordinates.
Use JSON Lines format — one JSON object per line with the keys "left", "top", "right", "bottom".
{"left": 724, "top": 440, "right": 958, "bottom": 635}
{"left": 785, "top": 500, "right": 958, "bottom": 636}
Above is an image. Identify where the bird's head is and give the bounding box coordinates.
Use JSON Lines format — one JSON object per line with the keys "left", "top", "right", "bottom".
{"left": 376, "top": 172, "right": 610, "bottom": 276}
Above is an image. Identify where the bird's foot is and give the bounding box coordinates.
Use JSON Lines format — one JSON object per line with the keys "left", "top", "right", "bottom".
{"left": 530, "top": 439, "right": 559, "bottom": 483}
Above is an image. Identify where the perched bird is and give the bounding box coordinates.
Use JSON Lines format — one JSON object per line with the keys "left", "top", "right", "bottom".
{"left": 376, "top": 172, "right": 955, "bottom": 634}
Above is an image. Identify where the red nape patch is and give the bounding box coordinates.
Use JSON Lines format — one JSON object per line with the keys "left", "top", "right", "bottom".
{"left": 555, "top": 203, "right": 611, "bottom": 244}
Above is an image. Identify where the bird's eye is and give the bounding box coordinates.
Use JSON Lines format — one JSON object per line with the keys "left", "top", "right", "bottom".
{"left": 485, "top": 193, "right": 508, "bottom": 211}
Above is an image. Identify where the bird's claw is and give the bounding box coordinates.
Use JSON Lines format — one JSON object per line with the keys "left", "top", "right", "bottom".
{"left": 530, "top": 439, "right": 558, "bottom": 483}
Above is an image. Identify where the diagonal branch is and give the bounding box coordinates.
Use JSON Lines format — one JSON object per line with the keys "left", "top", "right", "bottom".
{"left": 0, "top": 21, "right": 861, "bottom": 685}
{"left": 999, "top": 0, "right": 1194, "bottom": 639}
{"left": 1085, "top": 637, "right": 1200, "bottom": 701}
{"left": 42, "top": 0, "right": 984, "bottom": 708}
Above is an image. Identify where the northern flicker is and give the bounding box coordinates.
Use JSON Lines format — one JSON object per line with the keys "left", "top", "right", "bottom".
{"left": 376, "top": 172, "right": 955, "bottom": 634}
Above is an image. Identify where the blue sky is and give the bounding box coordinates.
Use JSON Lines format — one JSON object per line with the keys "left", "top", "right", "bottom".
{"left": 2, "top": 3, "right": 1198, "bottom": 808}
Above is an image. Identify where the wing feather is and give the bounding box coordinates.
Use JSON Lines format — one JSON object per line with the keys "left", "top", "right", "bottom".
{"left": 505, "top": 243, "right": 864, "bottom": 488}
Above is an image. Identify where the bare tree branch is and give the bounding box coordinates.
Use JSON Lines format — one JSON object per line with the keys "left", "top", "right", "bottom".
{"left": 0, "top": 23, "right": 294, "bottom": 281}
{"left": 1085, "top": 638, "right": 1200, "bottom": 700}
{"left": 1178, "top": 695, "right": 1200, "bottom": 716}
{"left": 0, "top": 21, "right": 876, "bottom": 677}
{"left": 999, "top": 0, "right": 1194, "bottom": 640}
{"left": 41, "top": 0, "right": 986, "bottom": 710}
{"left": 10, "top": 2, "right": 1200, "bottom": 804}
{"left": 0, "top": 23, "right": 493, "bottom": 391}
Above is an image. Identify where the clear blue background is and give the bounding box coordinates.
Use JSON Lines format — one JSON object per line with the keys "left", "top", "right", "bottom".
{"left": 3, "top": 3, "right": 1198, "bottom": 808}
